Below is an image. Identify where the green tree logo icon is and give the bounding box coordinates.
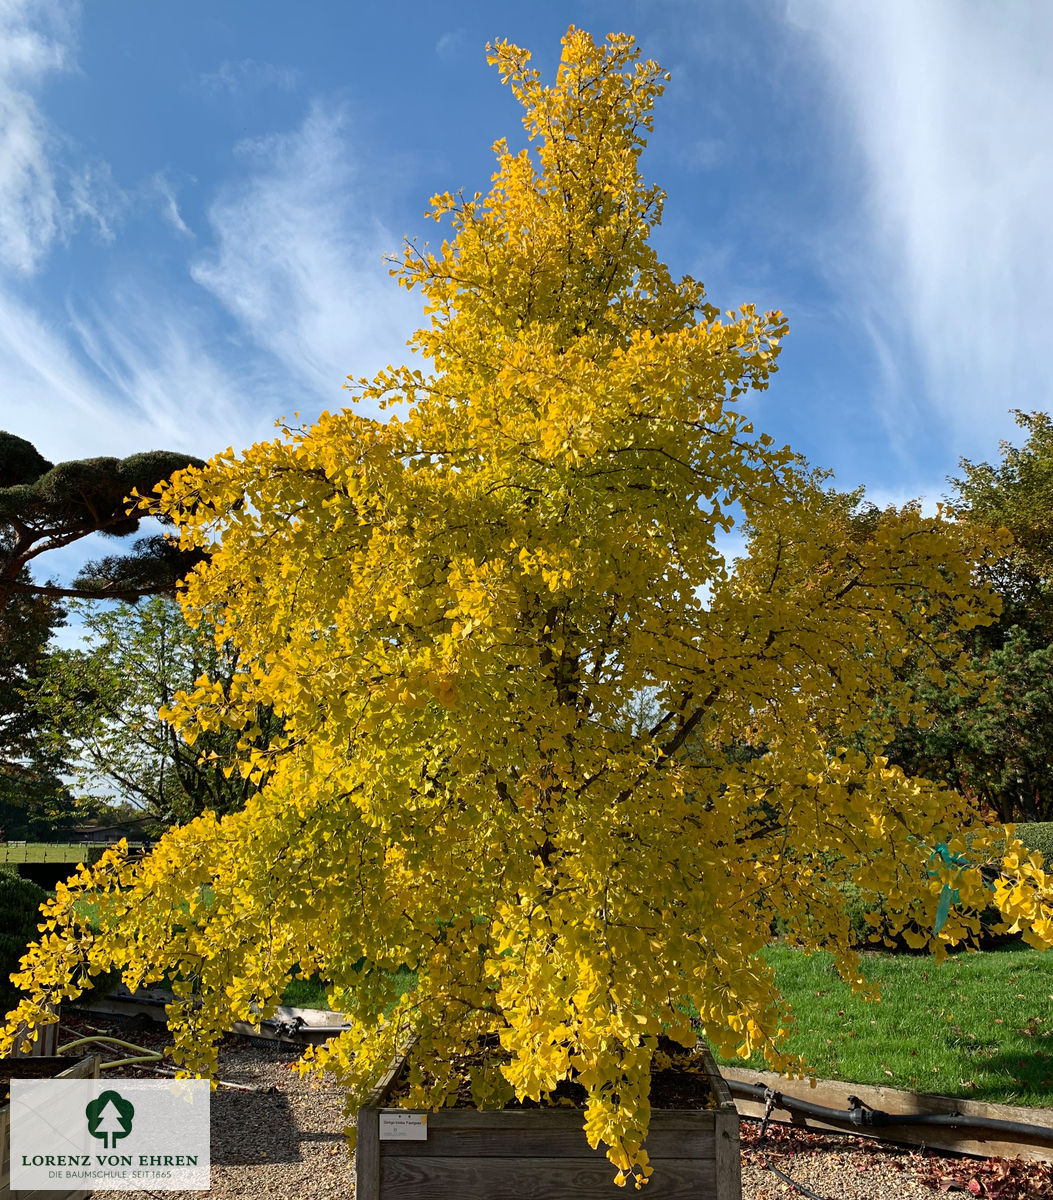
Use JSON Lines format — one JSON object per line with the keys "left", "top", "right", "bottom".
{"left": 85, "top": 1090, "right": 135, "bottom": 1149}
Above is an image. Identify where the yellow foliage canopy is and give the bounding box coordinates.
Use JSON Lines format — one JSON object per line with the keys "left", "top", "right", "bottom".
{"left": 4, "top": 28, "right": 1051, "bottom": 1187}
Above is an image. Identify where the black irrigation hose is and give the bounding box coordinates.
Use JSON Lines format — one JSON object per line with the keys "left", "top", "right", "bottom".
{"left": 728, "top": 1079, "right": 1053, "bottom": 1143}
{"left": 751, "top": 1090, "right": 838, "bottom": 1200}
{"left": 760, "top": 1161, "right": 834, "bottom": 1200}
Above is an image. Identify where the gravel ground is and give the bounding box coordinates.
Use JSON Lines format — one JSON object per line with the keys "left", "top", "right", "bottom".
{"left": 740, "top": 1120, "right": 949, "bottom": 1200}
{"left": 59, "top": 1012, "right": 1036, "bottom": 1200}
{"left": 66, "top": 1015, "right": 354, "bottom": 1200}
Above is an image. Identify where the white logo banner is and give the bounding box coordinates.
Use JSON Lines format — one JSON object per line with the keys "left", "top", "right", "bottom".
{"left": 10, "top": 1078, "right": 210, "bottom": 1191}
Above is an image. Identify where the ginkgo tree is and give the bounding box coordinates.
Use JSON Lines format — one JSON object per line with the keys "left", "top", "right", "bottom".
{"left": 4, "top": 28, "right": 1052, "bottom": 1189}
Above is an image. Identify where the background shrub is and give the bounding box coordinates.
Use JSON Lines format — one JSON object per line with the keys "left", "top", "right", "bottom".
{"left": 836, "top": 823, "right": 1053, "bottom": 951}
{"left": 0, "top": 872, "right": 48, "bottom": 1017}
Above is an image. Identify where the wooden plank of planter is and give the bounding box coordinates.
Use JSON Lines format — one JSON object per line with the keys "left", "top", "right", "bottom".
{"left": 415, "top": 1107, "right": 721, "bottom": 1129}
{"left": 357, "top": 1046, "right": 409, "bottom": 1200}
{"left": 0, "top": 1055, "right": 100, "bottom": 1200}
{"left": 378, "top": 1108, "right": 719, "bottom": 1157}
{"left": 709, "top": 1058, "right": 743, "bottom": 1199}
{"left": 7, "top": 1004, "right": 59, "bottom": 1059}
{"left": 722, "top": 1066, "right": 1053, "bottom": 1163}
{"left": 379, "top": 1154, "right": 717, "bottom": 1199}
{"left": 714, "top": 1107, "right": 743, "bottom": 1198}
{"left": 356, "top": 1107, "right": 380, "bottom": 1200}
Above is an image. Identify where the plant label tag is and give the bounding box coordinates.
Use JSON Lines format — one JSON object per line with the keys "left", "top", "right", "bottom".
{"left": 379, "top": 1111, "right": 428, "bottom": 1140}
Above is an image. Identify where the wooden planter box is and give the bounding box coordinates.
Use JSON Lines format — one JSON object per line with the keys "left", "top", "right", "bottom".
{"left": 0, "top": 1055, "right": 100, "bottom": 1200}
{"left": 356, "top": 1042, "right": 741, "bottom": 1200}
{"left": 6, "top": 1006, "right": 60, "bottom": 1059}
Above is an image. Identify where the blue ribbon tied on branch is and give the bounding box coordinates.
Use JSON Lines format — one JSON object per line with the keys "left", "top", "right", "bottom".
{"left": 925, "top": 841, "right": 972, "bottom": 933}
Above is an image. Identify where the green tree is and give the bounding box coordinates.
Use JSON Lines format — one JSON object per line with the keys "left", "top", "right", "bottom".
{"left": 36, "top": 598, "right": 278, "bottom": 827}
{"left": 953, "top": 410, "right": 1053, "bottom": 632}
{"left": 0, "top": 558, "right": 75, "bottom": 839}
{"left": 0, "top": 431, "right": 205, "bottom": 608}
{"left": 883, "top": 411, "right": 1053, "bottom": 821}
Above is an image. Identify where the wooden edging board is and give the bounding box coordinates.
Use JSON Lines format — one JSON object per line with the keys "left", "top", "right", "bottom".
{"left": 721, "top": 1066, "right": 1053, "bottom": 1164}
{"left": 74, "top": 991, "right": 351, "bottom": 1044}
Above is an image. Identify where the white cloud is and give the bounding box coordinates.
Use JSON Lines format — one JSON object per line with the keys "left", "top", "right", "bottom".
{"left": 30, "top": 531, "right": 118, "bottom": 591}
{"left": 0, "top": 1, "right": 126, "bottom": 271}
{"left": 858, "top": 485, "right": 946, "bottom": 518}
{"left": 787, "top": 0, "right": 1053, "bottom": 454}
{"left": 0, "top": 0, "right": 74, "bottom": 275}
{"left": 0, "top": 86, "right": 419, "bottom": 471}
{"left": 147, "top": 171, "right": 193, "bottom": 238}
{"left": 0, "top": 284, "right": 132, "bottom": 458}
{"left": 0, "top": 1, "right": 270, "bottom": 467}
{"left": 190, "top": 103, "right": 422, "bottom": 403}
{"left": 435, "top": 30, "right": 467, "bottom": 62}
{"left": 198, "top": 58, "right": 298, "bottom": 96}
{"left": 68, "top": 158, "right": 127, "bottom": 243}
{"left": 0, "top": 278, "right": 278, "bottom": 465}
{"left": 65, "top": 286, "right": 282, "bottom": 459}
{"left": 0, "top": 89, "right": 60, "bottom": 273}
{"left": 0, "top": 0, "right": 71, "bottom": 79}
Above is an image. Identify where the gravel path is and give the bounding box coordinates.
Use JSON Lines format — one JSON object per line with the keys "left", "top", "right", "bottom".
{"left": 69, "top": 1017, "right": 354, "bottom": 1200}
{"left": 62, "top": 1013, "right": 1036, "bottom": 1200}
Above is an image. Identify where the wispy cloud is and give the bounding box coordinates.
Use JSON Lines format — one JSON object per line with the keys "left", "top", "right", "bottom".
{"left": 0, "top": 268, "right": 286, "bottom": 467}
{"left": 198, "top": 58, "right": 298, "bottom": 97}
{"left": 0, "top": 0, "right": 74, "bottom": 275}
{"left": 147, "top": 170, "right": 193, "bottom": 238}
{"left": 0, "top": 17, "right": 419, "bottom": 473}
{"left": 190, "top": 102, "right": 422, "bottom": 404}
{"left": 68, "top": 157, "right": 127, "bottom": 243}
{"left": 0, "top": 283, "right": 151, "bottom": 459}
{"left": 435, "top": 30, "right": 467, "bottom": 62}
{"left": 859, "top": 484, "right": 947, "bottom": 518}
{"left": 0, "top": 0, "right": 268, "bottom": 468}
{"left": 787, "top": 0, "right": 1053, "bottom": 456}
{"left": 0, "top": 4, "right": 172, "bottom": 462}
{"left": 65, "top": 284, "right": 283, "bottom": 458}
{"left": 0, "top": 1, "right": 127, "bottom": 270}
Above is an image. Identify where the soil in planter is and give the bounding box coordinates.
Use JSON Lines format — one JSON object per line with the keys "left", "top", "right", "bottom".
{"left": 389, "top": 1035, "right": 719, "bottom": 1111}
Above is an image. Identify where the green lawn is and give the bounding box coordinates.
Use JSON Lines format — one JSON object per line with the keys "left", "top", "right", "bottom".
{"left": 0, "top": 842, "right": 134, "bottom": 865}
{"left": 711, "top": 943, "right": 1053, "bottom": 1108}
{"left": 280, "top": 969, "right": 416, "bottom": 1011}
{"left": 274, "top": 946, "right": 1053, "bottom": 1107}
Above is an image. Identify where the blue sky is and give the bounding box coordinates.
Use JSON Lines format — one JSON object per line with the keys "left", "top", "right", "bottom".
{"left": 3, "top": 0, "right": 1052, "bottom": 587}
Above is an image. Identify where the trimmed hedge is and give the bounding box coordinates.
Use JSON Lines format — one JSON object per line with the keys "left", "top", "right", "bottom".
{"left": 1016, "top": 821, "right": 1053, "bottom": 863}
